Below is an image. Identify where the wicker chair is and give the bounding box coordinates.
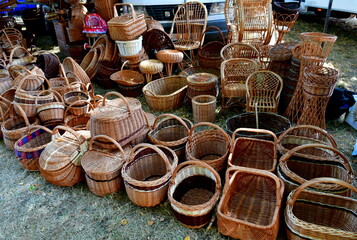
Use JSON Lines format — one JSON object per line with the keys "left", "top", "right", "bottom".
{"left": 246, "top": 70, "right": 283, "bottom": 113}
{"left": 220, "top": 42, "right": 261, "bottom": 64}
{"left": 221, "top": 58, "right": 261, "bottom": 111}
{"left": 169, "top": 1, "right": 207, "bottom": 63}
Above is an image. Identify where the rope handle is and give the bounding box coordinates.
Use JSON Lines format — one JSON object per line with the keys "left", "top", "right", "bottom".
{"left": 152, "top": 113, "right": 190, "bottom": 132}
{"left": 170, "top": 160, "right": 221, "bottom": 192}
{"left": 103, "top": 91, "right": 131, "bottom": 113}
{"left": 188, "top": 122, "right": 230, "bottom": 144}
{"left": 89, "top": 135, "right": 125, "bottom": 158}
{"left": 113, "top": 3, "right": 137, "bottom": 20}
{"left": 35, "top": 89, "right": 63, "bottom": 107}
{"left": 277, "top": 124, "right": 337, "bottom": 149}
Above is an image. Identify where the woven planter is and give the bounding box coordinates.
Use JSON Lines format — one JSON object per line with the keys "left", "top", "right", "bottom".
{"left": 168, "top": 161, "right": 221, "bottom": 229}
{"left": 90, "top": 91, "right": 149, "bottom": 148}
{"left": 278, "top": 144, "right": 354, "bottom": 197}
{"left": 39, "top": 126, "right": 88, "bottom": 187}
{"left": 122, "top": 143, "right": 178, "bottom": 207}
{"left": 148, "top": 114, "right": 193, "bottom": 161}
{"left": 143, "top": 76, "right": 188, "bottom": 111}
{"left": 14, "top": 125, "right": 53, "bottom": 171}
{"left": 107, "top": 3, "right": 147, "bottom": 41}
{"left": 186, "top": 122, "right": 231, "bottom": 172}
{"left": 82, "top": 135, "right": 128, "bottom": 197}
{"left": 36, "top": 90, "right": 65, "bottom": 124}
{"left": 229, "top": 128, "right": 278, "bottom": 172}
{"left": 217, "top": 167, "right": 284, "bottom": 240}
{"left": 192, "top": 95, "right": 216, "bottom": 123}
{"left": 285, "top": 177, "right": 357, "bottom": 240}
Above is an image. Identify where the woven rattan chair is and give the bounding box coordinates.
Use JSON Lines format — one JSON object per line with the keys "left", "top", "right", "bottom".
{"left": 221, "top": 58, "right": 260, "bottom": 111}
{"left": 169, "top": 1, "right": 207, "bottom": 64}
{"left": 220, "top": 42, "right": 261, "bottom": 63}
{"left": 246, "top": 70, "right": 283, "bottom": 113}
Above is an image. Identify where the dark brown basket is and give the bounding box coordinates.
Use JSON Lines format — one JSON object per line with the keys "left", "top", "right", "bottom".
{"left": 198, "top": 26, "right": 225, "bottom": 68}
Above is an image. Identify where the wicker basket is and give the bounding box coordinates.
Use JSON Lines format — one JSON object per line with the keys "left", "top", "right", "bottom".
{"left": 145, "top": 16, "right": 164, "bottom": 31}
{"left": 192, "top": 95, "right": 216, "bottom": 123}
{"left": 273, "top": 0, "right": 301, "bottom": 15}
{"left": 285, "top": 177, "right": 357, "bottom": 240}
{"left": 148, "top": 114, "right": 193, "bottom": 162}
{"left": 217, "top": 167, "right": 284, "bottom": 240}
{"left": 226, "top": 112, "right": 291, "bottom": 141}
{"left": 0, "top": 73, "right": 13, "bottom": 95}
{"left": 1, "top": 103, "right": 39, "bottom": 150}
{"left": 39, "top": 126, "right": 88, "bottom": 187}
{"left": 82, "top": 135, "right": 128, "bottom": 197}
{"left": 63, "top": 82, "right": 90, "bottom": 116}
{"left": 49, "top": 65, "right": 81, "bottom": 96}
{"left": 198, "top": 26, "right": 225, "bottom": 68}
{"left": 278, "top": 144, "right": 354, "bottom": 197}
{"left": 229, "top": 128, "right": 277, "bottom": 172}
{"left": 107, "top": 3, "right": 147, "bottom": 41}
{"left": 36, "top": 90, "right": 65, "bottom": 124}
{"left": 35, "top": 52, "right": 60, "bottom": 79}
{"left": 11, "top": 66, "right": 45, "bottom": 91}
{"left": 64, "top": 100, "right": 94, "bottom": 131}
{"left": 80, "top": 48, "right": 99, "bottom": 80}
{"left": 122, "top": 143, "right": 178, "bottom": 207}
{"left": 90, "top": 91, "right": 149, "bottom": 148}
{"left": 186, "top": 122, "right": 231, "bottom": 172}
{"left": 14, "top": 125, "right": 53, "bottom": 171}
{"left": 168, "top": 161, "right": 221, "bottom": 229}
{"left": 116, "top": 36, "right": 143, "bottom": 57}
{"left": 66, "top": 26, "right": 87, "bottom": 43}
{"left": 110, "top": 60, "right": 145, "bottom": 86}
{"left": 187, "top": 73, "right": 217, "bottom": 91}
{"left": 178, "top": 66, "right": 220, "bottom": 80}
{"left": 143, "top": 76, "right": 188, "bottom": 111}
{"left": 277, "top": 125, "right": 337, "bottom": 158}
{"left": 63, "top": 57, "right": 91, "bottom": 84}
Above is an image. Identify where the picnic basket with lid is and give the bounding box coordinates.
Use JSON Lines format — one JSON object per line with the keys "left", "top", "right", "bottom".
{"left": 81, "top": 135, "right": 130, "bottom": 196}
{"left": 217, "top": 167, "right": 284, "bottom": 240}
{"left": 39, "top": 126, "right": 88, "bottom": 187}
{"left": 107, "top": 3, "right": 147, "bottom": 41}
{"left": 168, "top": 160, "right": 221, "bottom": 229}
{"left": 122, "top": 143, "right": 178, "bottom": 207}
{"left": 90, "top": 91, "right": 149, "bottom": 148}
{"left": 285, "top": 177, "right": 357, "bottom": 240}
{"left": 229, "top": 128, "right": 278, "bottom": 172}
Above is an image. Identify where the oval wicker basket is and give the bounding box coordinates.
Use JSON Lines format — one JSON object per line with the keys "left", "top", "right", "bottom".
{"left": 122, "top": 143, "right": 178, "bottom": 207}
{"left": 110, "top": 61, "right": 145, "bottom": 86}
{"left": 64, "top": 100, "right": 94, "bottom": 131}
{"left": 36, "top": 90, "right": 65, "bottom": 124}
{"left": 142, "top": 76, "right": 188, "bottom": 111}
{"left": 168, "top": 160, "right": 221, "bottom": 229}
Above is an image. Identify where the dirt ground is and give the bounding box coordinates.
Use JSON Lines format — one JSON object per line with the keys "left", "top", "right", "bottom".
{"left": 1, "top": 13, "right": 357, "bottom": 240}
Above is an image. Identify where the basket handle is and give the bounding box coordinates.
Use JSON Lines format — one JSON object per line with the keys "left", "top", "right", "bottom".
{"left": 277, "top": 124, "right": 337, "bottom": 149}
{"left": 152, "top": 113, "right": 190, "bottom": 132}
{"left": 9, "top": 46, "right": 31, "bottom": 63}
{"left": 113, "top": 3, "right": 137, "bottom": 20}
{"left": 0, "top": 95, "right": 12, "bottom": 106}
{"left": 102, "top": 91, "right": 131, "bottom": 113}
{"left": 27, "top": 125, "right": 54, "bottom": 134}
{"left": 11, "top": 102, "right": 30, "bottom": 126}
{"left": 199, "top": 26, "right": 226, "bottom": 47}
{"left": 287, "top": 177, "right": 357, "bottom": 208}
{"left": 142, "top": 89, "right": 156, "bottom": 96}
{"left": 0, "top": 59, "right": 7, "bottom": 69}
{"left": 64, "top": 99, "right": 94, "bottom": 119}
{"left": 120, "top": 60, "right": 130, "bottom": 72}
{"left": 52, "top": 125, "right": 86, "bottom": 144}
{"left": 16, "top": 74, "right": 49, "bottom": 91}
{"left": 170, "top": 160, "right": 221, "bottom": 192}
{"left": 279, "top": 143, "right": 354, "bottom": 184}
{"left": 91, "top": 94, "right": 103, "bottom": 108}
{"left": 59, "top": 63, "right": 70, "bottom": 86}
{"left": 128, "top": 143, "right": 172, "bottom": 172}
{"left": 65, "top": 81, "right": 89, "bottom": 93}
{"left": 188, "top": 122, "right": 230, "bottom": 144}
{"left": 230, "top": 128, "right": 277, "bottom": 154}
{"left": 0, "top": 103, "right": 5, "bottom": 120}
{"left": 35, "top": 89, "right": 63, "bottom": 107}
{"left": 8, "top": 64, "right": 31, "bottom": 79}
{"left": 145, "top": 16, "right": 154, "bottom": 20}
{"left": 89, "top": 135, "right": 125, "bottom": 158}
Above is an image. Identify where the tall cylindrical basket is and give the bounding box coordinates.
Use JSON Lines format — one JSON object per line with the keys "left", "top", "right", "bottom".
{"left": 192, "top": 95, "right": 216, "bottom": 123}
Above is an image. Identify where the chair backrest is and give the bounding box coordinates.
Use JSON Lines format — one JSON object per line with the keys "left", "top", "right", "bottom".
{"left": 169, "top": 1, "right": 208, "bottom": 42}
{"left": 221, "top": 58, "right": 261, "bottom": 91}
{"left": 246, "top": 70, "right": 283, "bottom": 100}
{"left": 220, "top": 42, "right": 260, "bottom": 62}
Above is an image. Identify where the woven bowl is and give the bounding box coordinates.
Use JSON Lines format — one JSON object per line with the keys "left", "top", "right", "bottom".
{"left": 139, "top": 59, "right": 164, "bottom": 74}
{"left": 156, "top": 49, "right": 184, "bottom": 63}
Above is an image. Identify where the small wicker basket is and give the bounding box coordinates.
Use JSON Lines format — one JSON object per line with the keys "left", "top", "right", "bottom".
{"left": 191, "top": 95, "right": 216, "bottom": 123}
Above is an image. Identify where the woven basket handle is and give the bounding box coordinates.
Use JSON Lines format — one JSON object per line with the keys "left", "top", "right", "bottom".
{"left": 0, "top": 95, "right": 12, "bottom": 106}
{"left": 230, "top": 128, "right": 277, "bottom": 154}
{"left": 35, "top": 89, "right": 63, "bottom": 107}
{"left": 287, "top": 177, "right": 357, "bottom": 208}
{"left": 89, "top": 135, "right": 125, "bottom": 158}
{"left": 65, "top": 81, "right": 89, "bottom": 93}
{"left": 199, "top": 26, "right": 226, "bottom": 47}
{"left": 145, "top": 16, "right": 154, "bottom": 20}
{"left": 113, "top": 3, "right": 137, "bottom": 20}
{"left": 16, "top": 74, "right": 49, "bottom": 91}
{"left": 8, "top": 64, "right": 31, "bottom": 79}
{"left": 170, "top": 160, "right": 221, "bottom": 191}
{"left": 11, "top": 102, "right": 30, "bottom": 126}
{"left": 59, "top": 63, "right": 70, "bottom": 86}
{"left": 52, "top": 125, "right": 86, "bottom": 144}
{"left": 153, "top": 113, "right": 190, "bottom": 132}
{"left": 86, "top": 83, "right": 94, "bottom": 99}
{"left": 120, "top": 60, "right": 130, "bottom": 71}
{"left": 142, "top": 89, "right": 156, "bottom": 97}
{"left": 188, "top": 122, "right": 230, "bottom": 144}
{"left": 27, "top": 125, "right": 53, "bottom": 134}
{"left": 0, "top": 59, "right": 7, "bottom": 69}
{"left": 128, "top": 143, "right": 172, "bottom": 171}
{"left": 91, "top": 94, "right": 103, "bottom": 108}
{"left": 64, "top": 99, "right": 94, "bottom": 119}
{"left": 0, "top": 104, "right": 5, "bottom": 120}
{"left": 9, "top": 46, "right": 31, "bottom": 63}
{"left": 279, "top": 143, "right": 354, "bottom": 186}
{"left": 277, "top": 124, "right": 337, "bottom": 149}
{"left": 102, "top": 91, "right": 131, "bottom": 113}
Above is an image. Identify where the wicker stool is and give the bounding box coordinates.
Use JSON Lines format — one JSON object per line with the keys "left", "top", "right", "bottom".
{"left": 297, "top": 66, "right": 339, "bottom": 129}
{"left": 156, "top": 49, "right": 184, "bottom": 76}
{"left": 139, "top": 59, "right": 164, "bottom": 82}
